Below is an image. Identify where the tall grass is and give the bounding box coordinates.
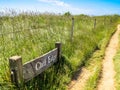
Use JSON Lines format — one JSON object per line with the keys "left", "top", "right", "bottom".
{"left": 0, "top": 11, "right": 119, "bottom": 89}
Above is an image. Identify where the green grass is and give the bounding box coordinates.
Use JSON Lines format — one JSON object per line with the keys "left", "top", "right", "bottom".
{"left": 0, "top": 11, "right": 120, "bottom": 90}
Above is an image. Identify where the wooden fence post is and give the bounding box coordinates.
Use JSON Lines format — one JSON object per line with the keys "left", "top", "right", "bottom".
{"left": 55, "top": 42, "right": 62, "bottom": 61}
{"left": 9, "top": 56, "right": 23, "bottom": 87}
{"left": 94, "top": 18, "right": 96, "bottom": 29}
{"left": 110, "top": 18, "right": 112, "bottom": 24}
{"left": 103, "top": 17, "right": 106, "bottom": 25}
{"left": 70, "top": 17, "right": 74, "bottom": 42}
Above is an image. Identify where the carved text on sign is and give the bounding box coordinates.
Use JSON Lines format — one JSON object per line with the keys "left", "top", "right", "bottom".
{"left": 35, "top": 55, "right": 57, "bottom": 71}
{"left": 23, "top": 48, "right": 58, "bottom": 82}
{"left": 35, "top": 59, "right": 46, "bottom": 71}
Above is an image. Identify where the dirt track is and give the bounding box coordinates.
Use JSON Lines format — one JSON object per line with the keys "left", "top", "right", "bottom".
{"left": 97, "top": 25, "right": 120, "bottom": 90}
{"left": 68, "top": 68, "right": 91, "bottom": 90}
{"left": 68, "top": 25, "right": 120, "bottom": 90}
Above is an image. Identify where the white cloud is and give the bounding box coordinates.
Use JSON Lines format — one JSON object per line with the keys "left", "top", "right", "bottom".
{"left": 38, "top": 0, "right": 70, "bottom": 7}
{"left": 37, "top": 0, "right": 93, "bottom": 15}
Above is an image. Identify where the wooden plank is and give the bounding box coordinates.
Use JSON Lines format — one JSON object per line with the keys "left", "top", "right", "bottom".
{"left": 23, "top": 48, "right": 58, "bottom": 82}
{"left": 23, "top": 63, "right": 35, "bottom": 82}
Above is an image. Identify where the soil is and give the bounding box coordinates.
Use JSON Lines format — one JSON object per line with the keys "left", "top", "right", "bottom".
{"left": 68, "top": 68, "right": 91, "bottom": 90}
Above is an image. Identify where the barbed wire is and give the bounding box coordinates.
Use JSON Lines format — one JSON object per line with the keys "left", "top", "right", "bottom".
{"left": 0, "top": 26, "right": 46, "bottom": 36}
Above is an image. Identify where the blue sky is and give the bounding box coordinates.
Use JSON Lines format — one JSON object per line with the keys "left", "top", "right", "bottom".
{"left": 0, "top": 0, "right": 120, "bottom": 15}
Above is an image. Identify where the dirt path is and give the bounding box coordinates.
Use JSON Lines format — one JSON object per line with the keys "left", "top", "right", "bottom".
{"left": 97, "top": 25, "right": 120, "bottom": 90}
{"left": 68, "top": 68, "right": 91, "bottom": 90}
{"left": 68, "top": 25, "right": 120, "bottom": 90}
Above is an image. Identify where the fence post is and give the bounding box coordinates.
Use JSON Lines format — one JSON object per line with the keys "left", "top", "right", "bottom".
{"left": 70, "top": 17, "right": 74, "bottom": 42}
{"left": 9, "top": 56, "right": 23, "bottom": 87}
{"left": 55, "top": 42, "right": 62, "bottom": 61}
{"left": 103, "top": 17, "right": 106, "bottom": 25}
{"left": 110, "top": 18, "right": 112, "bottom": 24}
{"left": 94, "top": 18, "right": 96, "bottom": 29}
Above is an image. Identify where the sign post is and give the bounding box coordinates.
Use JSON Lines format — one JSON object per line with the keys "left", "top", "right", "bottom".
{"left": 9, "top": 42, "right": 62, "bottom": 86}
{"left": 9, "top": 56, "right": 23, "bottom": 87}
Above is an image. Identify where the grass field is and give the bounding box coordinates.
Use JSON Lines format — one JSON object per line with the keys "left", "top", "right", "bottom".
{"left": 0, "top": 11, "right": 119, "bottom": 89}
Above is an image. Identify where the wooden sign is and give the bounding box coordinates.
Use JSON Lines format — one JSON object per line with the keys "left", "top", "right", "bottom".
{"left": 9, "top": 42, "right": 61, "bottom": 86}
{"left": 23, "top": 48, "right": 58, "bottom": 82}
